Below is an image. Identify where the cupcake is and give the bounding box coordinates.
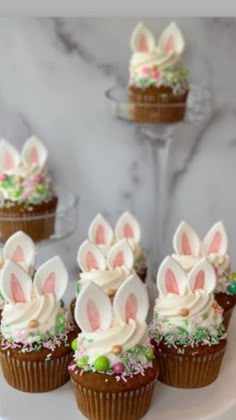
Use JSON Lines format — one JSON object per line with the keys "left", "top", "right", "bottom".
{"left": 69, "top": 274, "right": 159, "bottom": 420}
{"left": 0, "top": 256, "right": 77, "bottom": 392}
{"left": 128, "top": 21, "right": 189, "bottom": 123}
{"left": 172, "top": 221, "right": 236, "bottom": 329}
{"left": 150, "top": 256, "right": 226, "bottom": 388}
{"left": 0, "top": 136, "right": 57, "bottom": 241}
{"left": 0, "top": 230, "right": 36, "bottom": 319}
{"left": 70, "top": 238, "right": 134, "bottom": 321}
{"left": 89, "top": 212, "right": 147, "bottom": 282}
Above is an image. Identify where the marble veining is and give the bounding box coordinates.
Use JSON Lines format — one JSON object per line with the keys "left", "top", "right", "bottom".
{"left": 0, "top": 17, "right": 235, "bottom": 280}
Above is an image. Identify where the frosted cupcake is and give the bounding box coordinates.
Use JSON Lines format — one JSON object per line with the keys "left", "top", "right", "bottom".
{"left": 70, "top": 238, "right": 134, "bottom": 320}
{"left": 0, "top": 136, "right": 57, "bottom": 241}
{"left": 0, "top": 230, "right": 36, "bottom": 318}
{"left": 172, "top": 221, "right": 236, "bottom": 329}
{"left": 128, "top": 22, "right": 189, "bottom": 123}
{"left": 69, "top": 274, "right": 158, "bottom": 420}
{"left": 89, "top": 212, "right": 147, "bottom": 281}
{"left": 0, "top": 256, "right": 76, "bottom": 392}
{"left": 150, "top": 257, "right": 226, "bottom": 388}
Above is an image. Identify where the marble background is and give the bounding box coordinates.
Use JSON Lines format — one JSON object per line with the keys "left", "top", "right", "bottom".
{"left": 0, "top": 17, "right": 236, "bottom": 280}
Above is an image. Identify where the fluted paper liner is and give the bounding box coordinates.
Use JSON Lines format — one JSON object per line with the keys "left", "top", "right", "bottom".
{"left": 156, "top": 342, "right": 226, "bottom": 388}
{"left": 71, "top": 377, "right": 156, "bottom": 420}
{"left": 223, "top": 308, "right": 233, "bottom": 331}
{"left": 0, "top": 350, "right": 72, "bottom": 392}
{"left": 0, "top": 198, "right": 57, "bottom": 241}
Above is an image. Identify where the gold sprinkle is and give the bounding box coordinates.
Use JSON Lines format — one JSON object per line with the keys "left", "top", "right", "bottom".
{"left": 28, "top": 319, "right": 39, "bottom": 329}
{"left": 179, "top": 308, "right": 189, "bottom": 317}
{"left": 106, "top": 288, "right": 116, "bottom": 298}
{"left": 112, "top": 345, "right": 123, "bottom": 355}
{"left": 212, "top": 302, "right": 218, "bottom": 309}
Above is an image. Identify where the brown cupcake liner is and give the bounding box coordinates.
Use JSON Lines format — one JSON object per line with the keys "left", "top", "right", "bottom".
{"left": 215, "top": 292, "right": 236, "bottom": 331}
{"left": 128, "top": 86, "right": 188, "bottom": 124}
{"left": 223, "top": 307, "right": 234, "bottom": 331}
{"left": 71, "top": 377, "right": 156, "bottom": 420}
{"left": 0, "top": 197, "right": 57, "bottom": 242}
{"left": 156, "top": 343, "right": 226, "bottom": 389}
{"left": 0, "top": 350, "right": 72, "bottom": 392}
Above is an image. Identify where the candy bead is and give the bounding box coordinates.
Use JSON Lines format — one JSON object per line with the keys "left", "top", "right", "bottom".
{"left": 60, "top": 299, "right": 65, "bottom": 308}
{"left": 112, "top": 344, "right": 123, "bottom": 355}
{"left": 28, "top": 319, "right": 39, "bottom": 329}
{"left": 36, "top": 183, "right": 45, "bottom": 193}
{"left": 107, "top": 288, "right": 116, "bottom": 298}
{"left": 34, "top": 175, "right": 44, "bottom": 183}
{"left": 179, "top": 308, "right": 189, "bottom": 317}
{"left": 94, "top": 356, "right": 110, "bottom": 372}
{"left": 0, "top": 173, "right": 8, "bottom": 181}
{"left": 113, "top": 362, "right": 123, "bottom": 374}
{"left": 77, "top": 356, "right": 88, "bottom": 368}
{"left": 146, "top": 350, "right": 154, "bottom": 361}
{"left": 71, "top": 338, "right": 78, "bottom": 351}
{"left": 181, "top": 68, "right": 188, "bottom": 76}
{"left": 227, "top": 282, "right": 236, "bottom": 295}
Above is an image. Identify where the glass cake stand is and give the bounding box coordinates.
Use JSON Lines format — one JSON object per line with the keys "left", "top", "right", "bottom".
{"left": 0, "top": 188, "right": 79, "bottom": 247}
{"left": 105, "top": 84, "right": 211, "bottom": 280}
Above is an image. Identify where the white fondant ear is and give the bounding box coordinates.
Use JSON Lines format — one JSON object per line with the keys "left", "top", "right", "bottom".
{"left": 77, "top": 240, "right": 107, "bottom": 272}
{"left": 188, "top": 258, "right": 216, "bottom": 294}
{"left": 34, "top": 256, "right": 68, "bottom": 300}
{"left": 21, "top": 136, "right": 48, "bottom": 167}
{"left": 158, "top": 21, "right": 185, "bottom": 55}
{"left": 131, "top": 22, "right": 155, "bottom": 53}
{"left": 107, "top": 239, "right": 134, "bottom": 270}
{"left": 203, "top": 222, "right": 228, "bottom": 255}
{"left": 0, "top": 259, "right": 32, "bottom": 303}
{"left": 74, "top": 281, "right": 112, "bottom": 332}
{"left": 115, "top": 211, "right": 141, "bottom": 243}
{"left": 157, "top": 256, "right": 187, "bottom": 297}
{"left": 0, "top": 139, "right": 20, "bottom": 172}
{"left": 3, "top": 231, "right": 35, "bottom": 269}
{"left": 173, "top": 221, "right": 201, "bottom": 257}
{"left": 88, "top": 214, "right": 114, "bottom": 246}
{"left": 113, "top": 274, "right": 149, "bottom": 323}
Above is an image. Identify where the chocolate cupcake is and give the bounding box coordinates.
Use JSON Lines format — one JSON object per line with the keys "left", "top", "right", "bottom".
{"left": 69, "top": 274, "right": 158, "bottom": 420}
{"left": 128, "top": 22, "right": 189, "bottom": 123}
{"left": 150, "top": 256, "right": 226, "bottom": 389}
{"left": 0, "top": 256, "right": 76, "bottom": 392}
{"left": 172, "top": 221, "right": 236, "bottom": 330}
{"left": 0, "top": 136, "right": 57, "bottom": 241}
{"left": 71, "top": 238, "right": 135, "bottom": 322}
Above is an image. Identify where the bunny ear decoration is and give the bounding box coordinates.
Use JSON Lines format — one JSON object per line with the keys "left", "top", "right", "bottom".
{"left": 21, "top": 136, "right": 48, "bottom": 168}
{"left": 130, "top": 22, "right": 155, "bottom": 53}
{"left": 3, "top": 231, "right": 36, "bottom": 269}
{"left": 115, "top": 211, "right": 141, "bottom": 243}
{"left": 77, "top": 240, "right": 107, "bottom": 272}
{"left": 74, "top": 281, "right": 112, "bottom": 333}
{"left": 0, "top": 259, "right": 32, "bottom": 303}
{"left": 173, "top": 221, "right": 201, "bottom": 257}
{"left": 157, "top": 256, "right": 187, "bottom": 297}
{"left": 34, "top": 256, "right": 68, "bottom": 300}
{"left": 188, "top": 258, "right": 216, "bottom": 294}
{"left": 203, "top": 222, "right": 228, "bottom": 255}
{"left": 0, "top": 139, "right": 20, "bottom": 172}
{"left": 158, "top": 21, "right": 185, "bottom": 56}
{"left": 113, "top": 274, "right": 149, "bottom": 323}
{"left": 88, "top": 214, "right": 114, "bottom": 246}
{"left": 107, "top": 239, "right": 134, "bottom": 270}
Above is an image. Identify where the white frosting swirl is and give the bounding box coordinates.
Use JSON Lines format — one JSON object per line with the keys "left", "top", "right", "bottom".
{"left": 79, "top": 266, "right": 131, "bottom": 294}
{"left": 78, "top": 318, "right": 148, "bottom": 364}
{"left": 1, "top": 293, "right": 60, "bottom": 343}
{"left": 154, "top": 290, "right": 223, "bottom": 337}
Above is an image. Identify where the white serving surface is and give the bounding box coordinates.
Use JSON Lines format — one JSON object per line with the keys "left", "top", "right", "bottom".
{"left": 0, "top": 280, "right": 235, "bottom": 420}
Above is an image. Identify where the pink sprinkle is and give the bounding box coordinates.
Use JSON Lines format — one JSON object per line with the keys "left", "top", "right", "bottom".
{"left": 34, "top": 175, "right": 43, "bottom": 183}
{"left": 0, "top": 173, "right": 8, "bottom": 181}
{"left": 141, "top": 67, "right": 150, "bottom": 75}
{"left": 152, "top": 70, "right": 160, "bottom": 79}
{"left": 113, "top": 362, "right": 124, "bottom": 374}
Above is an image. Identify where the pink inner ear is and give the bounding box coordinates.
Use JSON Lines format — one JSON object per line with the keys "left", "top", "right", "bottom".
{"left": 12, "top": 245, "right": 24, "bottom": 263}
{"left": 164, "top": 35, "right": 175, "bottom": 53}
{"left": 165, "top": 269, "right": 179, "bottom": 294}
{"left": 193, "top": 270, "right": 205, "bottom": 291}
{"left": 123, "top": 223, "right": 134, "bottom": 239}
{"left": 182, "top": 233, "right": 192, "bottom": 255}
{"left": 95, "top": 224, "right": 105, "bottom": 245}
{"left": 42, "top": 272, "right": 55, "bottom": 294}
{"left": 208, "top": 231, "right": 221, "bottom": 254}
{"left": 86, "top": 251, "right": 99, "bottom": 270}
{"left": 125, "top": 292, "right": 137, "bottom": 322}
{"left": 11, "top": 273, "right": 26, "bottom": 302}
{"left": 138, "top": 34, "right": 148, "bottom": 52}
{"left": 87, "top": 299, "right": 100, "bottom": 331}
{"left": 30, "top": 146, "right": 39, "bottom": 164}
{"left": 4, "top": 151, "right": 15, "bottom": 170}
{"left": 113, "top": 251, "right": 124, "bottom": 267}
